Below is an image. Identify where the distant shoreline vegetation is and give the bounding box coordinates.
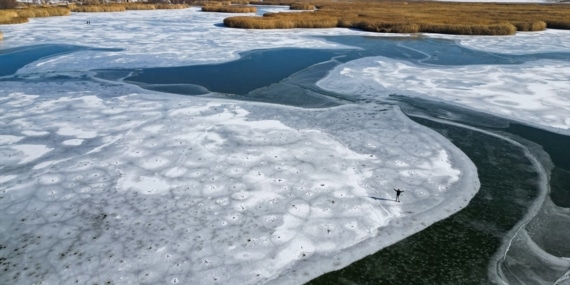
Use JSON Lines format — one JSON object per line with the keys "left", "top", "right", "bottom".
{"left": 1, "top": 0, "right": 569, "bottom": 37}
{"left": 0, "top": 3, "right": 188, "bottom": 25}
{"left": 224, "top": 0, "right": 570, "bottom": 36}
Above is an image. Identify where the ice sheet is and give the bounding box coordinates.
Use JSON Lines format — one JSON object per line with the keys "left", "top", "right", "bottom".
{"left": 434, "top": 29, "right": 570, "bottom": 55}
{"left": 0, "top": 7, "right": 375, "bottom": 72}
{"left": 317, "top": 57, "right": 570, "bottom": 135}
{"left": 0, "top": 80, "right": 479, "bottom": 284}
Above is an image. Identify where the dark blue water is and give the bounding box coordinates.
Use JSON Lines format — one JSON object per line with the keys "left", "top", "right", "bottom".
{"left": 121, "top": 48, "right": 346, "bottom": 95}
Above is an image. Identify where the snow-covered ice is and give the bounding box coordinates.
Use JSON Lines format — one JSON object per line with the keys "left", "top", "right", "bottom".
{"left": 317, "top": 57, "right": 570, "bottom": 134}
{"left": 1, "top": 6, "right": 567, "bottom": 284}
{"left": 0, "top": 80, "right": 478, "bottom": 284}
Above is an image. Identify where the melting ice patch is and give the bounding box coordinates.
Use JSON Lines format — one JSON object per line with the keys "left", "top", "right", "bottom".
{"left": 445, "top": 29, "right": 570, "bottom": 55}
{"left": 318, "top": 57, "right": 570, "bottom": 134}
{"left": 0, "top": 80, "right": 479, "bottom": 284}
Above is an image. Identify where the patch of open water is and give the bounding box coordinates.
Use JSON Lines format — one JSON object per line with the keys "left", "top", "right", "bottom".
{"left": 87, "top": 36, "right": 570, "bottom": 108}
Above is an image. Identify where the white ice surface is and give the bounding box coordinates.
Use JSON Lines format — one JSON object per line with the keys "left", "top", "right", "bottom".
{"left": 318, "top": 57, "right": 570, "bottom": 134}
{"left": 437, "top": 29, "right": 570, "bottom": 55}
{"left": 0, "top": 77, "right": 479, "bottom": 284}
{"left": 1, "top": 7, "right": 376, "bottom": 72}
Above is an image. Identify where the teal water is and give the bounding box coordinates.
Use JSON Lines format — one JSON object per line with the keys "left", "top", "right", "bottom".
{"left": 122, "top": 48, "right": 346, "bottom": 95}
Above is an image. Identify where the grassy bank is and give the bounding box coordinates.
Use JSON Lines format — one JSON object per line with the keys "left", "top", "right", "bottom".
{"left": 0, "top": 3, "right": 187, "bottom": 25}
{"left": 69, "top": 3, "right": 188, "bottom": 12}
{"left": 0, "top": 7, "right": 69, "bottom": 24}
{"left": 224, "top": 1, "right": 570, "bottom": 36}
{"left": 202, "top": 5, "right": 256, "bottom": 13}
{"left": 290, "top": 3, "right": 315, "bottom": 10}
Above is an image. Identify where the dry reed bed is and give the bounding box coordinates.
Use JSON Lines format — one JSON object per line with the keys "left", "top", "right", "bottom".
{"left": 290, "top": 3, "right": 315, "bottom": 10}
{"left": 155, "top": 4, "right": 188, "bottom": 9}
{"left": 231, "top": 0, "right": 252, "bottom": 4}
{"left": 202, "top": 5, "right": 257, "bottom": 13}
{"left": 224, "top": 1, "right": 570, "bottom": 35}
{"left": 249, "top": 0, "right": 300, "bottom": 5}
{"left": 0, "top": 7, "right": 69, "bottom": 24}
{"left": 0, "top": 4, "right": 187, "bottom": 25}
{"left": 69, "top": 3, "right": 188, "bottom": 13}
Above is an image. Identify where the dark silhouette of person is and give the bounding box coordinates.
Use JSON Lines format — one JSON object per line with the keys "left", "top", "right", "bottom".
{"left": 394, "top": 188, "right": 404, "bottom": 202}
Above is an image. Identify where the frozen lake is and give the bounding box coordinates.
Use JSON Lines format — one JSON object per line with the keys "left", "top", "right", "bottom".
{"left": 1, "top": 7, "right": 569, "bottom": 285}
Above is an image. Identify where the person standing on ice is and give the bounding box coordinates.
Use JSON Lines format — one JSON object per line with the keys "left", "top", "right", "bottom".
{"left": 394, "top": 188, "right": 404, "bottom": 202}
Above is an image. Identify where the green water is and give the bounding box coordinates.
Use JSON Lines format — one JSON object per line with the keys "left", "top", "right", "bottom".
{"left": 308, "top": 116, "right": 542, "bottom": 285}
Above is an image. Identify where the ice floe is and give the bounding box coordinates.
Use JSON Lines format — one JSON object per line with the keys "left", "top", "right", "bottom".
{"left": 444, "top": 29, "right": 570, "bottom": 55}
{"left": 318, "top": 57, "right": 570, "bottom": 134}
{"left": 0, "top": 79, "right": 479, "bottom": 284}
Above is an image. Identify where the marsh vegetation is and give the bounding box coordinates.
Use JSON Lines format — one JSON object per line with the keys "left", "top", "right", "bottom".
{"left": 1, "top": 0, "right": 569, "bottom": 37}
{"left": 224, "top": 1, "right": 570, "bottom": 35}
{"left": 201, "top": 5, "right": 257, "bottom": 13}
{"left": 0, "top": 6, "right": 69, "bottom": 24}
{"left": 0, "top": 3, "right": 186, "bottom": 25}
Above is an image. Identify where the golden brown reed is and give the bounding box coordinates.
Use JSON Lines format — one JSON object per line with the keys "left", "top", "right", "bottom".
{"left": 224, "top": 1, "right": 570, "bottom": 36}
{"left": 202, "top": 5, "right": 257, "bottom": 13}
{"left": 225, "top": 12, "right": 337, "bottom": 28}
{"left": 124, "top": 4, "right": 156, "bottom": 10}
{"left": 0, "top": 7, "right": 69, "bottom": 24}
{"left": 231, "top": 0, "right": 251, "bottom": 5}
{"left": 70, "top": 4, "right": 126, "bottom": 12}
{"left": 155, "top": 4, "right": 188, "bottom": 9}
{"left": 69, "top": 3, "right": 187, "bottom": 12}
{"left": 0, "top": 3, "right": 187, "bottom": 25}
{"left": 252, "top": 0, "right": 298, "bottom": 5}
{"left": 201, "top": 2, "right": 223, "bottom": 7}
{"left": 290, "top": 3, "right": 315, "bottom": 10}
{"left": 0, "top": 16, "right": 28, "bottom": 25}
{"left": 0, "top": 10, "right": 18, "bottom": 24}
{"left": 198, "top": 0, "right": 231, "bottom": 6}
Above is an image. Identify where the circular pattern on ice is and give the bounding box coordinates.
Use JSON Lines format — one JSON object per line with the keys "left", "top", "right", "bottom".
{"left": 0, "top": 81, "right": 478, "bottom": 285}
